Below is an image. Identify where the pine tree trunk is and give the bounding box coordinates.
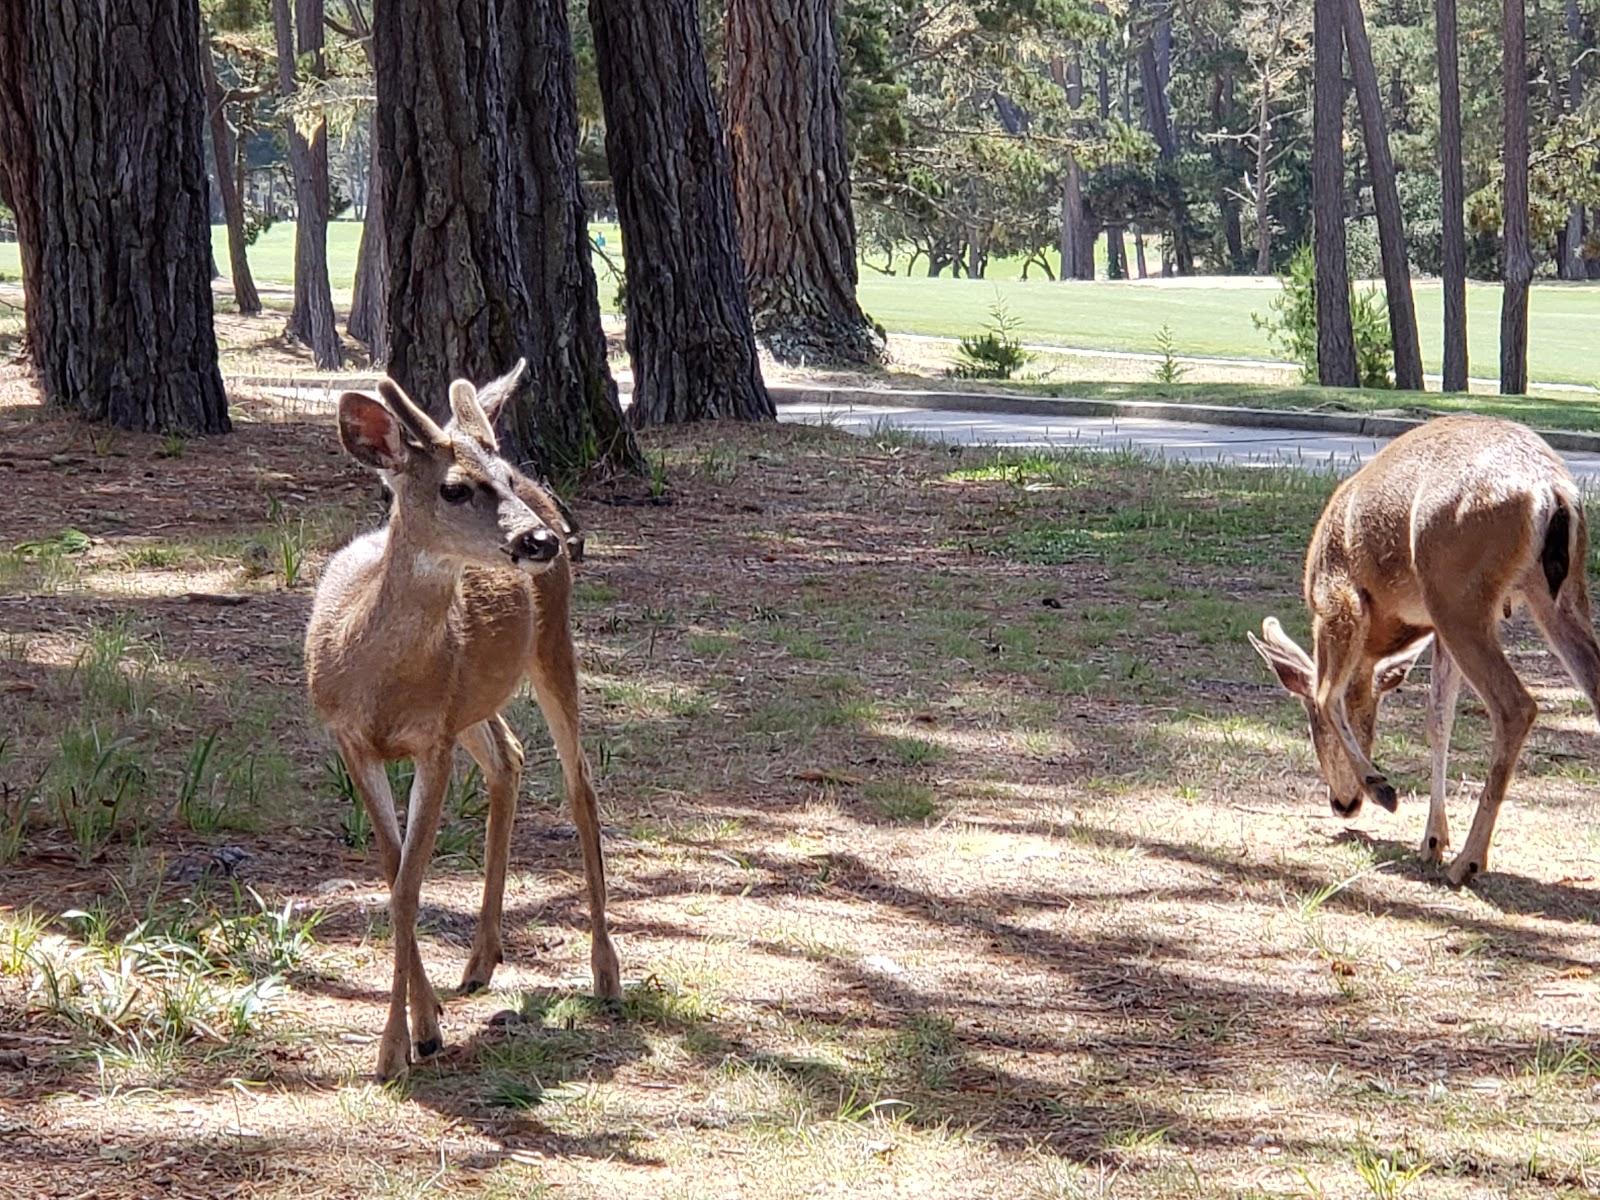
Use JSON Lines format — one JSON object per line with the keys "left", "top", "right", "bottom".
{"left": 375, "top": 0, "right": 532, "bottom": 454}
{"left": 273, "top": 0, "right": 342, "bottom": 368}
{"left": 1312, "top": 0, "right": 1358, "bottom": 387}
{"left": 1137, "top": 39, "right": 1192, "bottom": 275}
{"left": 499, "top": 0, "right": 640, "bottom": 475}
{"left": 347, "top": 125, "right": 389, "bottom": 362}
{"left": 0, "top": 0, "right": 42, "bottom": 359}
{"left": 201, "top": 39, "right": 262, "bottom": 317}
{"left": 29, "top": 0, "right": 229, "bottom": 432}
{"left": 725, "top": 0, "right": 883, "bottom": 363}
{"left": 1342, "top": 0, "right": 1422, "bottom": 390}
{"left": 375, "top": 0, "right": 635, "bottom": 475}
{"left": 589, "top": 0, "right": 772, "bottom": 425}
{"left": 1435, "top": 0, "right": 1468, "bottom": 390}
{"left": 1054, "top": 50, "right": 1094, "bottom": 281}
{"left": 1500, "top": 0, "right": 1531, "bottom": 394}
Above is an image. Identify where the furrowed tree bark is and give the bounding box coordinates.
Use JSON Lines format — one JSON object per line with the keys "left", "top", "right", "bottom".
{"left": 590, "top": 0, "right": 772, "bottom": 424}
{"left": 1500, "top": 0, "right": 1531, "bottom": 395}
{"left": 1435, "top": 0, "right": 1468, "bottom": 390}
{"left": 724, "top": 0, "right": 883, "bottom": 363}
{"left": 273, "top": 0, "right": 342, "bottom": 368}
{"left": 201, "top": 38, "right": 262, "bottom": 317}
{"left": 1312, "top": 0, "right": 1357, "bottom": 387}
{"left": 498, "top": 0, "right": 640, "bottom": 475}
{"left": 0, "top": 0, "right": 42, "bottom": 358}
{"left": 1342, "top": 0, "right": 1422, "bottom": 390}
{"left": 375, "top": 0, "right": 634, "bottom": 475}
{"left": 29, "top": 0, "right": 229, "bottom": 432}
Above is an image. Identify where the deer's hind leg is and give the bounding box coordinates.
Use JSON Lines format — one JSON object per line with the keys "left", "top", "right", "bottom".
{"left": 457, "top": 716, "right": 525, "bottom": 994}
{"left": 529, "top": 568, "right": 622, "bottom": 1001}
{"left": 1425, "top": 603, "right": 1537, "bottom": 887}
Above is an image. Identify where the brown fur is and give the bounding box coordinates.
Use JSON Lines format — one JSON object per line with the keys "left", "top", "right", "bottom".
{"left": 1250, "top": 415, "right": 1600, "bottom": 886}
{"left": 305, "top": 364, "right": 620, "bottom": 1080}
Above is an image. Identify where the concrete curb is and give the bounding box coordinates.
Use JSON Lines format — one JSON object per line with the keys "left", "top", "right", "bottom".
{"left": 765, "top": 382, "right": 1600, "bottom": 455}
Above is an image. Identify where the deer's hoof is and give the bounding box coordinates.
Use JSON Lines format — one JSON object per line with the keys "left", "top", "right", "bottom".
{"left": 1367, "top": 779, "right": 1398, "bottom": 812}
{"left": 414, "top": 1036, "right": 442, "bottom": 1059}
{"left": 375, "top": 1040, "right": 411, "bottom": 1083}
{"left": 1419, "top": 834, "right": 1449, "bottom": 865}
{"left": 1445, "top": 858, "right": 1482, "bottom": 889}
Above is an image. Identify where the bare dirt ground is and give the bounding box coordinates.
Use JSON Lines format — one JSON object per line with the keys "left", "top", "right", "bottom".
{"left": 2, "top": 367, "right": 1599, "bottom": 1199}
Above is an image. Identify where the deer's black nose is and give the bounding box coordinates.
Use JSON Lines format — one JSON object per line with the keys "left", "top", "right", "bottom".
{"left": 513, "top": 528, "right": 561, "bottom": 563}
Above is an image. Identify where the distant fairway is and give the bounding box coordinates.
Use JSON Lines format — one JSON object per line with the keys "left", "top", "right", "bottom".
{"left": 0, "top": 221, "right": 1592, "bottom": 386}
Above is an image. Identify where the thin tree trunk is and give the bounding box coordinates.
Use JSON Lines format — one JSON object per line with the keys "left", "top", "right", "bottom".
{"left": 725, "top": 0, "right": 883, "bottom": 363}
{"left": 30, "top": 0, "right": 229, "bottom": 432}
{"left": 499, "top": 0, "right": 639, "bottom": 475}
{"left": 1500, "top": 0, "right": 1531, "bottom": 394}
{"left": 1342, "top": 0, "right": 1422, "bottom": 389}
{"left": 347, "top": 122, "right": 389, "bottom": 361}
{"left": 1138, "top": 30, "right": 1191, "bottom": 274}
{"left": 201, "top": 38, "right": 262, "bottom": 316}
{"left": 1313, "top": 0, "right": 1357, "bottom": 386}
{"left": 1053, "top": 50, "right": 1094, "bottom": 281}
{"left": 0, "top": 0, "right": 42, "bottom": 358}
{"left": 273, "top": 0, "right": 342, "bottom": 368}
{"left": 1560, "top": 0, "right": 1586, "bottom": 280}
{"left": 1135, "top": 232, "right": 1148, "bottom": 277}
{"left": 1253, "top": 18, "right": 1278, "bottom": 275}
{"left": 1435, "top": 0, "right": 1468, "bottom": 389}
{"left": 589, "top": 0, "right": 772, "bottom": 425}
{"left": 343, "top": 3, "right": 388, "bottom": 360}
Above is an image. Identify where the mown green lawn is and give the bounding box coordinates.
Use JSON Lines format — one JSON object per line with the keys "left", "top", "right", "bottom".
{"left": 1, "top": 221, "right": 1594, "bottom": 387}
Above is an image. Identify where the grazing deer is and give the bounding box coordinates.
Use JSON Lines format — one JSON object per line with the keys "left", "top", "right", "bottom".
{"left": 305, "top": 362, "right": 620, "bottom": 1079}
{"left": 1249, "top": 415, "right": 1600, "bottom": 887}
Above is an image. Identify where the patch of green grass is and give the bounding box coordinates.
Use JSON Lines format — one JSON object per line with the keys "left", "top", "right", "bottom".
{"left": 884, "top": 736, "right": 944, "bottom": 767}
{"left": 862, "top": 780, "right": 939, "bottom": 824}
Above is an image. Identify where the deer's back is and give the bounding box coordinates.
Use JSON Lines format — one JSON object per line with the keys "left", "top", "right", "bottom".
{"left": 1306, "top": 416, "right": 1574, "bottom": 623}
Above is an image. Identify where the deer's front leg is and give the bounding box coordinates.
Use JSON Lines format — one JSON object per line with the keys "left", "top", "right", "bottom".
{"left": 1422, "top": 644, "right": 1461, "bottom": 864}
{"left": 338, "top": 739, "right": 442, "bottom": 1063}
{"left": 380, "top": 745, "right": 452, "bottom": 1076}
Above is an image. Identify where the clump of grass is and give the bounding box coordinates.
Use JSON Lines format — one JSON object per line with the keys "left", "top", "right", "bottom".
{"left": 274, "top": 516, "right": 308, "bottom": 587}
{"left": 24, "top": 890, "right": 319, "bottom": 1080}
{"left": 326, "top": 754, "right": 370, "bottom": 848}
{"left": 1352, "top": 1148, "right": 1429, "bottom": 1199}
{"left": 862, "top": 780, "right": 939, "bottom": 824}
{"left": 48, "top": 725, "right": 146, "bottom": 864}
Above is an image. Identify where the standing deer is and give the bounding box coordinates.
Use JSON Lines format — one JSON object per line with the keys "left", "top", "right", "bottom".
{"left": 1249, "top": 415, "right": 1600, "bottom": 887}
{"left": 305, "top": 362, "right": 620, "bottom": 1079}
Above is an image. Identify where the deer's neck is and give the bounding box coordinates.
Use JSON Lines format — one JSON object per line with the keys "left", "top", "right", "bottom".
{"left": 372, "top": 516, "right": 461, "bottom": 627}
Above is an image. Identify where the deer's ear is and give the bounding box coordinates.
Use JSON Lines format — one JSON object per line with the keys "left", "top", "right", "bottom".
{"left": 448, "top": 380, "right": 498, "bottom": 451}
{"left": 1249, "top": 618, "right": 1315, "bottom": 699}
{"left": 473, "top": 358, "right": 527, "bottom": 426}
{"left": 338, "top": 392, "right": 411, "bottom": 472}
{"left": 1375, "top": 636, "right": 1431, "bottom": 695}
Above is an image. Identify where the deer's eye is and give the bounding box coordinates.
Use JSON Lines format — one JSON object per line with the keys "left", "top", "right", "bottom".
{"left": 439, "top": 482, "right": 473, "bottom": 504}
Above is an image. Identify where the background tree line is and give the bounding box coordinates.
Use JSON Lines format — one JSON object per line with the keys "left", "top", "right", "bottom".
{"left": 0, "top": 0, "right": 1592, "bottom": 449}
